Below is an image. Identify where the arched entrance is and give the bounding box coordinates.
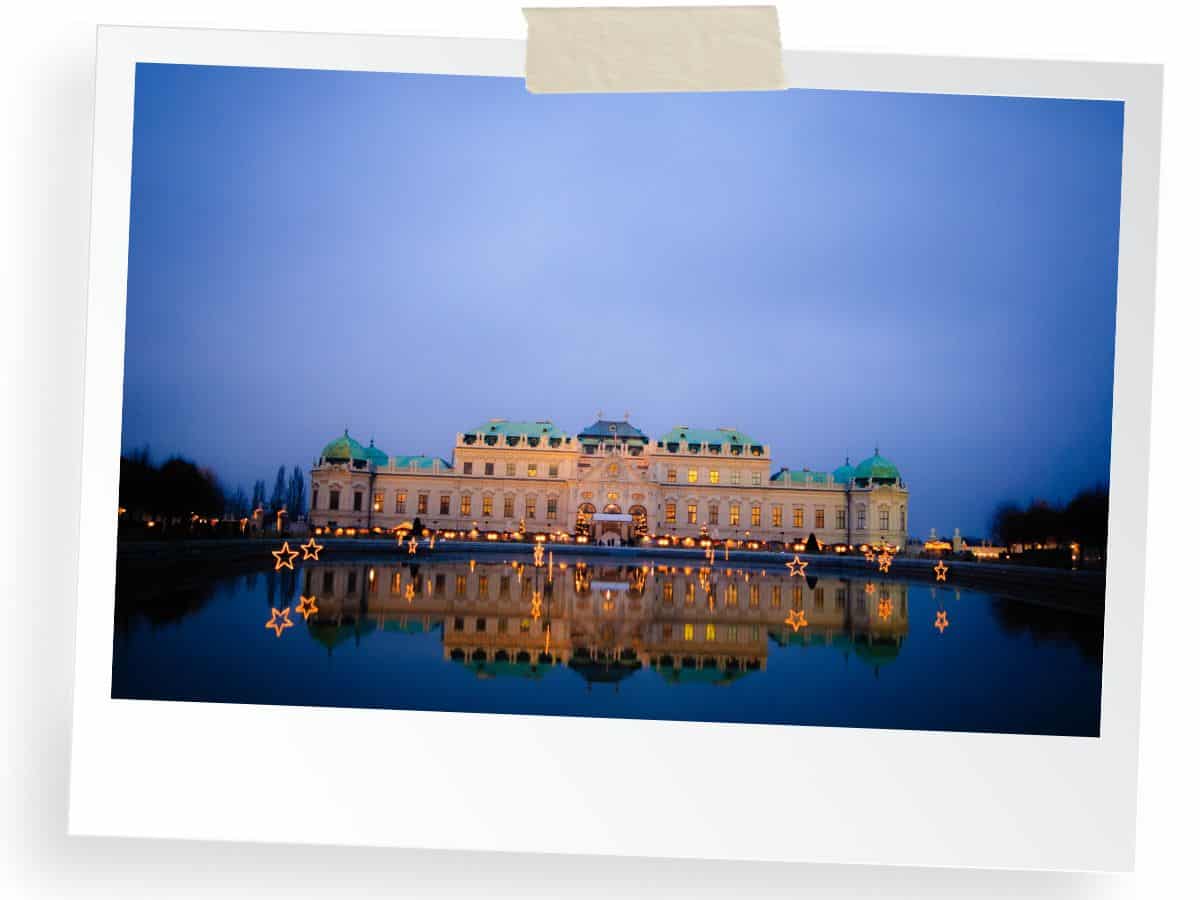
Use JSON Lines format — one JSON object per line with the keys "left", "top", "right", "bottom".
{"left": 575, "top": 503, "right": 595, "bottom": 538}
{"left": 597, "top": 503, "right": 625, "bottom": 545}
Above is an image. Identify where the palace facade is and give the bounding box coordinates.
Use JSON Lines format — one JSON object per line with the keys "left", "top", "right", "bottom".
{"left": 309, "top": 418, "right": 910, "bottom": 547}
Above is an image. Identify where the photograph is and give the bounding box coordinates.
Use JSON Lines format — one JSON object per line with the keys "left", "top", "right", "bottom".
{"left": 111, "top": 62, "right": 1120, "bottom": 737}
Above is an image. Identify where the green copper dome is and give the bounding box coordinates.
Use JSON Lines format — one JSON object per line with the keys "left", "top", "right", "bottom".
{"left": 320, "top": 429, "right": 368, "bottom": 463}
{"left": 833, "top": 457, "right": 855, "bottom": 484}
{"left": 364, "top": 439, "right": 389, "bottom": 467}
{"left": 853, "top": 450, "right": 900, "bottom": 485}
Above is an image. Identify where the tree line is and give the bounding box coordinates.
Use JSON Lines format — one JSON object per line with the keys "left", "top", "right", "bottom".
{"left": 119, "top": 447, "right": 308, "bottom": 525}
{"left": 989, "top": 484, "right": 1109, "bottom": 552}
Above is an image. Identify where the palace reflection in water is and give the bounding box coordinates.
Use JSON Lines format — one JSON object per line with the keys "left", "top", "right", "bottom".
{"left": 301, "top": 560, "right": 910, "bottom": 684}
{"left": 112, "top": 555, "right": 1102, "bottom": 735}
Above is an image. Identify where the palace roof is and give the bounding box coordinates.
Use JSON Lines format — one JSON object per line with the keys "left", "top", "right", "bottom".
{"left": 656, "top": 425, "right": 764, "bottom": 453}
{"left": 770, "top": 468, "right": 834, "bottom": 485}
{"left": 853, "top": 450, "right": 901, "bottom": 485}
{"left": 578, "top": 419, "right": 648, "bottom": 442}
{"left": 464, "top": 419, "right": 566, "bottom": 439}
{"left": 389, "top": 454, "right": 453, "bottom": 470}
{"left": 320, "top": 429, "right": 368, "bottom": 463}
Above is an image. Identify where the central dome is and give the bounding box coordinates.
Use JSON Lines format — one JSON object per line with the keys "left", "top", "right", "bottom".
{"left": 853, "top": 450, "right": 900, "bottom": 485}
{"left": 320, "top": 429, "right": 367, "bottom": 463}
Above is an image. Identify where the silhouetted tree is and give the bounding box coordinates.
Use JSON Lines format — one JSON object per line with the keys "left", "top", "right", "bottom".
{"left": 287, "top": 466, "right": 306, "bottom": 518}
{"left": 804, "top": 532, "right": 821, "bottom": 553}
{"left": 225, "top": 485, "right": 250, "bottom": 518}
{"left": 269, "top": 465, "right": 287, "bottom": 513}
{"left": 989, "top": 486, "right": 1109, "bottom": 554}
{"left": 251, "top": 480, "right": 267, "bottom": 511}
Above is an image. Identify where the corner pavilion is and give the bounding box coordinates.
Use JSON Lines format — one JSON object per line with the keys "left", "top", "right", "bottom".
{"left": 309, "top": 418, "right": 909, "bottom": 548}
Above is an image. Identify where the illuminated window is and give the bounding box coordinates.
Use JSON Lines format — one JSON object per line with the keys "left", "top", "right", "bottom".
{"left": 506, "top": 462, "right": 516, "bottom": 477}
{"left": 395, "top": 491, "right": 406, "bottom": 513}
{"left": 685, "top": 582, "right": 696, "bottom": 607}
{"left": 503, "top": 495, "right": 514, "bottom": 518}
{"left": 705, "top": 623, "right": 716, "bottom": 641}
{"left": 526, "top": 496, "right": 537, "bottom": 519}
{"left": 372, "top": 492, "right": 383, "bottom": 512}
{"left": 771, "top": 505, "right": 782, "bottom": 527}
{"left": 549, "top": 464, "right": 559, "bottom": 478}
{"left": 455, "top": 574, "right": 466, "bottom": 596}
{"left": 687, "top": 468, "right": 698, "bottom": 484}
{"left": 749, "top": 584, "right": 760, "bottom": 608}
{"left": 463, "top": 462, "right": 473, "bottom": 475}
{"left": 662, "top": 582, "right": 674, "bottom": 606}
{"left": 815, "top": 508, "right": 825, "bottom": 529}
{"left": 439, "top": 495, "right": 450, "bottom": 515}
{"left": 329, "top": 490, "right": 340, "bottom": 511}
{"left": 724, "top": 583, "right": 738, "bottom": 607}
{"left": 547, "top": 497, "right": 558, "bottom": 520}
{"left": 607, "top": 462, "right": 618, "bottom": 476}
{"left": 729, "top": 504, "right": 740, "bottom": 527}
{"left": 730, "top": 471, "right": 741, "bottom": 485}
{"left": 751, "top": 504, "right": 761, "bottom": 526}
{"left": 667, "top": 468, "right": 677, "bottom": 482}
{"left": 520, "top": 619, "right": 531, "bottom": 633}
{"left": 391, "top": 571, "right": 403, "bottom": 594}
{"left": 484, "top": 462, "right": 494, "bottom": 476}
{"left": 686, "top": 503, "right": 697, "bottom": 525}
{"left": 460, "top": 494, "right": 472, "bottom": 516}
{"left": 771, "top": 585, "right": 781, "bottom": 609}
{"left": 793, "top": 507, "right": 803, "bottom": 528}
{"left": 709, "top": 470, "right": 719, "bottom": 484}
{"left": 684, "top": 623, "right": 695, "bottom": 641}
{"left": 528, "top": 463, "right": 538, "bottom": 477}
{"left": 353, "top": 491, "right": 363, "bottom": 511}
{"left": 708, "top": 503, "right": 719, "bottom": 525}
{"left": 482, "top": 495, "right": 493, "bottom": 516}
{"left": 665, "top": 502, "right": 677, "bottom": 524}
{"left": 836, "top": 509, "right": 846, "bottom": 530}
{"left": 417, "top": 493, "right": 428, "bottom": 515}
{"left": 793, "top": 584, "right": 802, "bottom": 607}
{"left": 880, "top": 508, "right": 890, "bottom": 530}
{"left": 477, "top": 576, "right": 488, "bottom": 598}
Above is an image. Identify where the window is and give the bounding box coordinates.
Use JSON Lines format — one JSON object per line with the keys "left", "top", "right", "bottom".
{"left": 390, "top": 571, "right": 403, "bottom": 594}
{"left": 475, "top": 617, "right": 487, "bottom": 633}
{"left": 503, "top": 495, "right": 514, "bottom": 518}
{"left": 880, "top": 508, "right": 890, "bottom": 530}
{"left": 607, "top": 462, "right": 618, "bottom": 476}
{"left": 547, "top": 497, "right": 558, "bottom": 520}
{"left": 482, "top": 495, "right": 493, "bottom": 516}
{"left": 684, "top": 623, "right": 695, "bottom": 641}
{"left": 549, "top": 464, "right": 559, "bottom": 478}
{"left": 417, "top": 493, "right": 428, "bottom": 515}
{"left": 835, "top": 587, "right": 847, "bottom": 610}
{"left": 485, "top": 462, "right": 494, "bottom": 476}
{"left": 667, "top": 468, "right": 677, "bottom": 483}
{"left": 373, "top": 492, "right": 383, "bottom": 513}
{"left": 395, "top": 491, "right": 406, "bottom": 513}
{"left": 506, "top": 462, "right": 516, "bottom": 477}
{"left": 900, "top": 506, "right": 907, "bottom": 531}
{"left": 455, "top": 574, "right": 466, "bottom": 596}
{"left": 771, "top": 505, "right": 782, "bottom": 527}
{"left": 439, "top": 495, "right": 450, "bottom": 515}
{"left": 353, "top": 491, "right": 363, "bottom": 511}
{"left": 708, "top": 502, "right": 719, "bottom": 525}
{"left": 477, "top": 577, "right": 488, "bottom": 599}
{"left": 815, "top": 588, "right": 825, "bottom": 610}
{"left": 749, "top": 584, "right": 760, "bottom": 609}
{"left": 725, "top": 583, "right": 738, "bottom": 607}
{"left": 463, "top": 462, "right": 473, "bottom": 475}
{"left": 836, "top": 508, "right": 846, "bottom": 530}
{"left": 526, "top": 496, "right": 537, "bottom": 519}
{"left": 771, "top": 585, "right": 781, "bottom": 608}
{"left": 435, "top": 574, "right": 445, "bottom": 595}
{"left": 729, "top": 504, "right": 740, "bottom": 527}
{"left": 730, "top": 471, "right": 741, "bottom": 485}
{"left": 793, "top": 507, "right": 803, "bottom": 528}
{"left": 685, "top": 583, "right": 696, "bottom": 607}
{"left": 792, "top": 584, "right": 802, "bottom": 607}
{"left": 815, "top": 508, "right": 825, "bottom": 529}
{"left": 665, "top": 502, "right": 677, "bottom": 524}
{"left": 751, "top": 504, "right": 761, "bottom": 527}
{"left": 751, "top": 472, "right": 762, "bottom": 486}
{"left": 856, "top": 507, "right": 866, "bottom": 529}
{"left": 709, "top": 470, "right": 719, "bottom": 485}
{"left": 460, "top": 494, "right": 472, "bottom": 516}
{"left": 312, "top": 488, "right": 319, "bottom": 510}
{"left": 686, "top": 503, "right": 697, "bottom": 525}
{"left": 453, "top": 617, "right": 464, "bottom": 632}
{"left": 687, "top": 468, "right": 698, "bottom": 483}
{"left": 329, "top": 490, "right": 340, "bottom": 511}
{"left": 500, "top": 576, "right": 510, "bottom": 597}
{"left": 662, "top": 624, "right": 673, "bottom": 640}
{"left": 662, "top": 582, "right": 674, "bottom": 606}
{"left": 498, "top": 617, "right": 508, "bottom": 633}
{"left": 705, "top": 623, "right": 716, "bottom": 641}
{"left": 527, "top": 463, "right": 538, "bottom": 477}
{"left": 347, "top": 572, "right": 357, "bottom": 593}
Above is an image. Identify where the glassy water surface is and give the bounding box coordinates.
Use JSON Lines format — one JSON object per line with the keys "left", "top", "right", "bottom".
{"left": 112, "top": 555, "right": 1103, "bottom": 736}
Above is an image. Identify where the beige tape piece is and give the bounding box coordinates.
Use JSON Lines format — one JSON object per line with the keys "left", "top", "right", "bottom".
{"left": 523, "top": 6, "right": 786, "bottom": 94}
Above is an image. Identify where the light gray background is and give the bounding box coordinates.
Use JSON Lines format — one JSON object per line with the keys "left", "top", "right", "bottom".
{"left": 2, "top": 2, "right": 1196, "bottom": 898}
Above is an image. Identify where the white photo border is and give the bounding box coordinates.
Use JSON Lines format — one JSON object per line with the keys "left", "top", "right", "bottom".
{"left": 69, "top": 26, "right": 1161, "bottom": 871}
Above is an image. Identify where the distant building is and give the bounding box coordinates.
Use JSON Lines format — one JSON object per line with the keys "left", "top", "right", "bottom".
{"left": 309, "top": 417, "right": 910, "bottom": 547}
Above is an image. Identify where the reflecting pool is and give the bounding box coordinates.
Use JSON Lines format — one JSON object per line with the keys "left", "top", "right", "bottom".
{"left": 112, "top": 554, "right": 1103, "bottom": 735}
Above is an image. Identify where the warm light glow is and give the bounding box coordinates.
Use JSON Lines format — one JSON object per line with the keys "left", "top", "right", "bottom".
{"left": 865, "top": 582, "right": 876, "bottom": 594}
{"left": 877, "top": 552, "right": 893, "bottom": 573}
{"left": 784, "top": 608, "right": 808, "bottom": 631}
{"left": 934, "top": 560, "right": 949, "bottom": 582}
{"left": 294, "top": 595, "right": 319, "bottom": 621}
{"left": 271, "top": 542, "right": 299, "bottom": 571}
{"left": 407, "top": 536, "right": 419, "bottom": 555}
{"left": 877, "top": 598, "right": 893, "bottom": 621}
{"left": 299, "top": 537, "right": 323, "bottom": 561}
{"left": 786, "top": 555, "right": 807, "bottom": 578}
{"left": 264, "top": 607, "right": 293, "bottom": 637}
{"left": 934, "top": 609, "right": 950, "bottom": 633}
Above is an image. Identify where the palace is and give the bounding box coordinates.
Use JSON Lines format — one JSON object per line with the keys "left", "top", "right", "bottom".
{"left": 309, "top": 418, "right": 910, "bottom": 547}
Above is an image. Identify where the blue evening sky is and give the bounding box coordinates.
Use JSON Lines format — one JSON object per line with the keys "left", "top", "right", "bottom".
{"left": 122, "top": 64, "right": 1123, "bottom": 538}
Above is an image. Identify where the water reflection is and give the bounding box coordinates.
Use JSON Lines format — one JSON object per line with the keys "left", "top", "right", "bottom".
{"left": 293, "top": 560, "right": 911, "bottom": 682}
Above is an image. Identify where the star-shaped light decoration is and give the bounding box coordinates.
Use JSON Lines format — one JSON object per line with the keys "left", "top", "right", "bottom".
{"left": 877, "top": 552, "right": 893, "bottom": 573}
{"left": 299, "top": 537, "right": 323, "bottom": 561}
{"left": 533, "top": 543, "right": 545, "bottom": 567}
{"left": 865, "top": 581, "right": 876, "bottom": 594}
{"left": 877, "top": 598, "right": 893, "bottom": 621}
{"left": 271, "top": 542, "right": 299, "bottom": 571}
{"left": 934, "top": 560, "right": 949, "bottom": 582}
{"left": 294, "top": 595, "right": 319, "bottom": 621}
{"left": 934, "top": 609, "right": 950, "bottom": 634}
{"left": 531, "top": 591, "right": 543, "bottom": 621}
{"left": 407, "top": 536, "right": 419, "bottom": 555}
{"left": 784, "top": 608, "right": 808, "bottom": 632}
{"left": 264, "top": 607, "right": 293, "bottom": 637}
{"left": 863, "top": 548, "right": 875, "bottom": 563}
{"left": 786, "top": 555, "right": 808, "bottom": 577}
